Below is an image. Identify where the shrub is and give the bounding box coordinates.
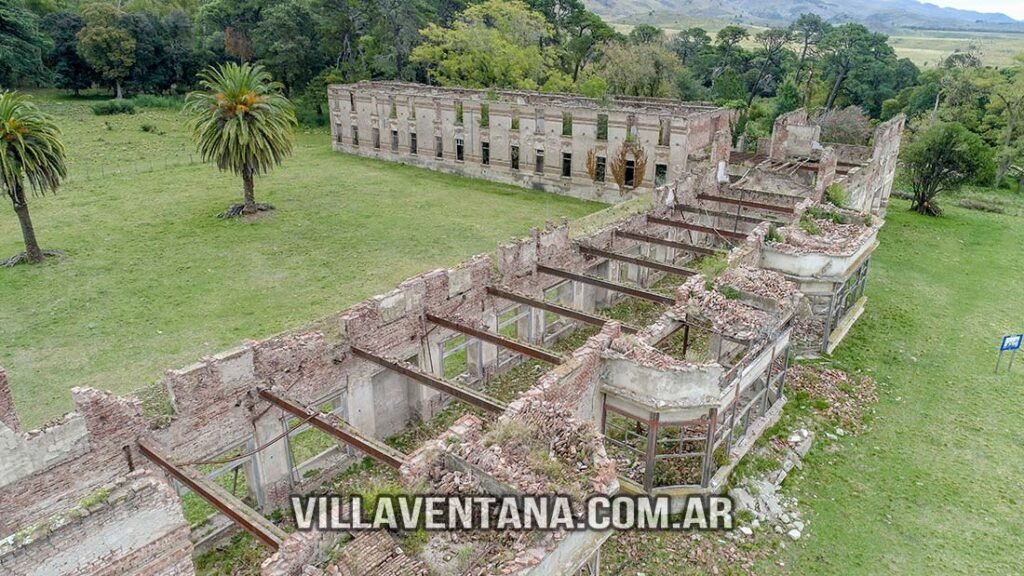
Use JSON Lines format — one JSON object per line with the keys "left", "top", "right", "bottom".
{"left": 800, "top": 214, "right": 822, "bottom": 235}
{"left": 92, "top": 100, "right": 136, "bottom": 115}
{"left": 805, "top": 205, "right": 843, "bottom": 223}
{"left": 824, "top": 183, "right": 848, "bottom": 207}
{"left": 766, "top": 223, "right": 784, "bottom": 243}
{"left": 815, "top": 106, "right": 873, "bottom": 145}
{"left": 904, "top": 121, "right": 995, "bottom": 216}
{"left": 130, "top": 95, "right": 183, "bottom": 109}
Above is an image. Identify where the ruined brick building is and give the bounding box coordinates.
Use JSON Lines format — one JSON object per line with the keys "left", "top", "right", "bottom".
{"left": 0, "top": 83, "right": 904, "bottom": 575}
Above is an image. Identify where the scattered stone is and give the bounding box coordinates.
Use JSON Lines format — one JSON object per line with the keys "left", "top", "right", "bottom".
{"left": 739, "top": 526, "right": 753, "bottom": 537}
{"left": 794, "top": 521, "right": 805, "bottom": 532}
{"left": 787, "top": 529, "right": 802, "bottom": 541}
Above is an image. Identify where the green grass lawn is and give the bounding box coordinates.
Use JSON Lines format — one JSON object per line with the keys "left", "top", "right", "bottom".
{"left": 767, "top": 198, "right": 1024, "bottom": 574}
{"left": 0, "top": 93, "right": 602, "bottom": 428}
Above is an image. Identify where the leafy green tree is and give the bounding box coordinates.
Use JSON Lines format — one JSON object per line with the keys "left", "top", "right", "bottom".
{"left": 411, "top": 0, "right": 568, "bottom": 90}
{"left": 562, "top": 8, "right": 616, "bottom": 82}
{"left": 0, "top": 0, "right": 46, "bottom": 86}
{"left": 252, "top": 0, "right": 325, "bottom": 95}
{"left": 185, "top": 63, "right": 297, "bottom": 217}
{"left": 819, "top": 23, "right": 894, "bottom": 111}
{"left": 904, "top": 121, "right": 995, "bottom": 216}
{"left": 669, "top": 27, "right": 711, "bottom": 65}
{"left": 773, "top": 79, "right": 801, "bottom": 120}
{"left": 747, "top": 28, "right": 791, "bottom": 106}
{"left": 596, "top": 40, "right": 680, "bottom": 98}
{"left": 971, "top": 62, "right": 1024, "bottom": 186}
{"left": 77, "top": 4, "right": 136, "bottom": 99}
{"left": 0, "top": 91, "right": 67, "bottom": 266}
{"left": 789, "top": 13, "right": 830, "bottom": 84}
{"left": 627, "top": 24, "right": 663, "bottom": 45}
{"left": 42, "top": 11, "right": 98, "bottom": 95}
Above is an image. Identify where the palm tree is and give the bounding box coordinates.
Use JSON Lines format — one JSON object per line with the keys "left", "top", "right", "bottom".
{"left": 0, "top": 92, "right": 67, "bottom": 266}
{"left": 185, "top": 63, "right": 296, "bottom": 218}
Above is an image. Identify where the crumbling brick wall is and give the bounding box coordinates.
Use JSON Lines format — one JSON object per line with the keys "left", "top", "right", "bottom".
{"left": 0, "top": 388, "right": 146, "bottom": 536}
{"left": 0, "top": 471, "right": 193, "bottom": 576}
{"left": 769, "top": 109, "right": 820, "bottom": 161}
{"left": 838, "top": 115, "right": 905, "bottom": 215}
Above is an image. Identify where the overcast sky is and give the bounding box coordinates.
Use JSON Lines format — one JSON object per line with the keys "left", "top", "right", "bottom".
{"left": 925, "top": 0, "right": 1024, "bottom": 20}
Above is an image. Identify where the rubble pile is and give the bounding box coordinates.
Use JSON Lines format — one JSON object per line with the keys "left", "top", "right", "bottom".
{"left": 786, "top": 365, "right": 877, "bottom": 432}
{"left": 675, "top": 277, "right": 772, "bottom": 341}
{"left": 774, "top": 217, "right": 876, "bottom": 256}
{"left": 716, "top": 265, "right": 799, "bottom": 304}
{"left": 729, "top": 427, "right": 813, "bottom": 541}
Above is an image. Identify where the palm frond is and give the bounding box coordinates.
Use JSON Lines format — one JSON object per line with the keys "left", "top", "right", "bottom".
{"left": 0, "top": 91, "right": 68, "bottom": 202}
{"left": 184, "top": 63, "right": 297, "bottom": 176}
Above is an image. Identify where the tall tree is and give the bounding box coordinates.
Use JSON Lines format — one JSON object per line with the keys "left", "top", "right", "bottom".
{"left": 627, "top": 24, "right": 663, "bottom": 45}
{"left": 411, "top": 0, "right": 568, "bottom": 91}
{"left": 0, "top": 0, "right": 46, "bottom": 86}
{"left": 596, "top": 41, "right": 680, "bottom": 98}
{"left": 76, "top": 4, "right": 136, "bottom": 99}
{"left": 562, "top": 8, "right": 615, "bottom": 82}
{"left": 973, "top": 63, "right": 1024, "bottom": 186}
{"left": 789, "top": 13, "right": 830, "bottom": 84}
{"left": 746, "top": 28, "right": 791, "bottom": 106}
{"left": 820, "top": 24, "right": 894, "bottom": 111}
{"left": 185, "top": 63, "right": 297, "bottom": 217}
{"left": 669, "top": 27, "right": 711, "bottom": 65}
{"left": 0, "top": 91, "right": 67, "bottom": 266}
{"left": 251, "top": 0, "right": 324, "bottom": 95}
{"left": 42, "top": 11, "right": 98, "bottom": 95}
{"left": 904, "top": 121, "right": 994, "bottom": 215}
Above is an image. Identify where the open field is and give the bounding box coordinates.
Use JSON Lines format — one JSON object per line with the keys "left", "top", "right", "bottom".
{"left": 766, "top": 197, "right": 1024, "bottom": 574}
{"left": 887, "top": 30, "right": 1024, "bottom": 68}
{"left": 0, "top": 93, "right": 603, "bottom": 428}
{"left": 610, "top": 19, "right": 1023, "bottom": 68}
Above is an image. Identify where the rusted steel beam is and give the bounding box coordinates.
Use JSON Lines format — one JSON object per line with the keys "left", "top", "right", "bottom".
{"left": 351, "top": 347, "right": 506, "bottom": 413}
{"left": 615, "top": 230, "right": 723, "bottom": 257}
{"left": 646, "top": 216, "right": 747, "bottom": 241}
{"left": 696, "top": 193, "right": 796, "bottom": 214}
{"left": 578, "top": 245, "right": 697, "bottom": 278}
{"left": 674, "top": 204, "right": 784, "bottom": 226}
{"left": 257, "top": 390, "right": 405, "bottom": 469}
{"left": 487, "top": 286, "right": 639, "bottom": 334}
{"left": 426, "top": 313, "right": 565, "bottom": 365}
{"left": 536, "top": 265, "right": 675, "bottom": 306}
{"left": 138, "top": 440, "right": 286, "bottom": 550}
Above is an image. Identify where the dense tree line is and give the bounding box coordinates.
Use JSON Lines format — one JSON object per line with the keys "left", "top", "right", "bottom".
{"left": 2, "top": 0, "right": 1021, "bottom": 191}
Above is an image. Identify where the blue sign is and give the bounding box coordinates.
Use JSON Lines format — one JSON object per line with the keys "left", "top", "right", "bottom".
{"left": 1001, "top": 334, "right": 1023, "bottom": 352}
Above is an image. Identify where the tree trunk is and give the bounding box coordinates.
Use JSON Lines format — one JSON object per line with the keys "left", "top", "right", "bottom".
{"left": 12, "top": 185, "right": 44, "bottom": 263}
{"left": 241, "top": 167, "right": 256, "bottom": 214}
{"left": 825, "top": 70, "right": 846, "bottom": 111}
{"left": 795, "top": 44, "right": 809, "bottom": 84}
{"left": 995, "top": 115, "right": 1016, "bottom": 187}
{"left": 115, "top": 81, "right": 124, "bottom": 100}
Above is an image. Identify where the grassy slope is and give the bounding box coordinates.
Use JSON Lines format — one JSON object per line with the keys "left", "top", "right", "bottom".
{"left": 0, "top": 95, "right": 602, "bottom": 428}
{"left": 770, "top": 199, "right": 1024, "bottom": 574}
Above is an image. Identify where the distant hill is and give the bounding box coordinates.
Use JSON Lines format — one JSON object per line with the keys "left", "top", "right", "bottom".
{"left": 586, "top": 0, "right": 1024, "bottom": 32}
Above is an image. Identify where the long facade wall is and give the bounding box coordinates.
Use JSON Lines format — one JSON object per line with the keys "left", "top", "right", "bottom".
{"left": 328, "top": 81, "right": 735, "bottom": 203}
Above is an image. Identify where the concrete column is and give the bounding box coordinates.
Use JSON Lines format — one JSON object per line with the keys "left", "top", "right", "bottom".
{"left": 252, "top": 410, "right": 292, "bottom": 507}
